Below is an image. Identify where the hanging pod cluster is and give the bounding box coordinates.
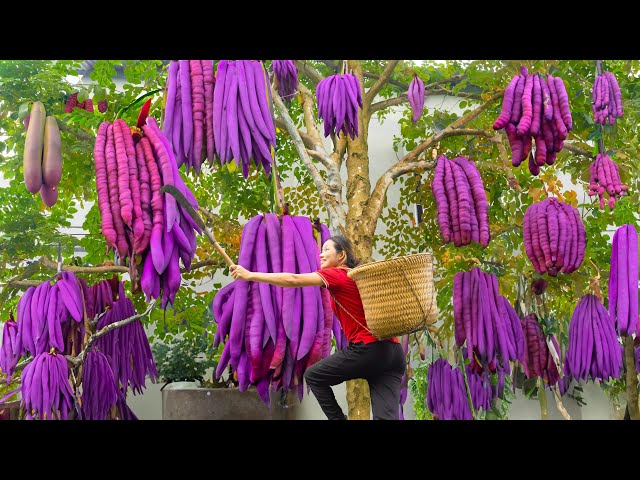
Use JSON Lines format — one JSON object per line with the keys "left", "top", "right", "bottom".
{"left": 0, "top": 275, "right": 155, "bottom": 420}
{"left": 493, "top": 66, "right": 572, "bottom": 175}
{"left": 520, "top": 314, "right": 561, "bottom": 387}
{"left": 426, "top": 357, "right": 493, "bottom": 420}
{"left": 272, "top": 60, "right": 299, "bottom": 104}
{"left": 93, "top": 117, "right": 201, "bottom": 305}
{"left": 163, "top": 60, "right": 276, "bottom": 178}
{"left": 592, "top": 71, "right": 623, "bottom": 125}
{"left": 212, "top": 214, "right": 341, "bottom": 405}
{"left": 23, "top": 101, "right": 62, "bottom": 206}
{"left": 316, "top": 71, "right": 362, "bottom": 139}
{"left": 432, "top": 155, "right": 490, "bottom": 248}
{"left": 608, "top": 224, "right": 638, "bottom": 337}
{"left": 564, "top": 294, "right": 623, "bottom": 382}
{"left": 588, "top": 153, "right": 629, "bottom": 211}
{"left": 407, "top": 75, "right": 425, "bottom": 123}
{"left": 453, "top": 268, "right": 525, "bottom": 372}
{"left": 522, "top": 198, "right": 586, "bottom": 276}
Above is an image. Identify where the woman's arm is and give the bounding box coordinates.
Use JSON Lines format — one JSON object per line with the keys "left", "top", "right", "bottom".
{"left": 230, "top": 264, "right": 325, "bottom": 287}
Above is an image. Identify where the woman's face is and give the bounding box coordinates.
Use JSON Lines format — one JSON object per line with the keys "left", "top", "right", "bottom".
{"left": 319, "top": 239, "right": 345, "bottom": 269}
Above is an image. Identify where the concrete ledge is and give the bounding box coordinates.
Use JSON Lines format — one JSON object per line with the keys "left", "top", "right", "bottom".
{"left": 162, "top": 387, "right": 299, "bottom": 420}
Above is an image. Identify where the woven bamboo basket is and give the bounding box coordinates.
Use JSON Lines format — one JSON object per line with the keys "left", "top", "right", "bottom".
{"left": 346, "top": 253, "right": 437, "bottom": 340}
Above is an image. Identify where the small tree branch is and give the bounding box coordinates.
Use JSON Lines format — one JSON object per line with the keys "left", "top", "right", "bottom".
{"left": 272, "top": 87, "right": 345, "bottom": 228}
{"left": 39, "top": 256, "right": 128, "bottom": 275}
{"left": 319, "top": 60, "right": 341, "bottom": 75}
{"left": 67, "top": 300, "right": 157, "bottom": 368}
{"left": 364, "top": 60, "right": 400, "bottom": 106}
{"left": 188, "top": 258, "right": 220, "bottom": 271}
{"left": 492, "top": 132, "right": 523, "bottom": 192}
{"left": 369, "top": 76, "right": 473, "bottom": 113}
{"left": 6, "top": 279, "right": 46, "bottom": 289}
{"left": 331, "top": 135, "right": 348, "bottom": 171}
{"left": 370, "top": 94, "right": 408, "bottom": 113}
{"left": 308, "top": 149, "right": 336, "bottom": 171}
{"left": 3, "top": 256, "right": 221, "bottom": 290}
{"left": 272, "top": 90, "right": 326, "bottom": 189}
{"left": 57, "top": 120, "right": 94, "bottom": 142}
{"left": 551, "top": 385, "right": 571, "bottom": 420}
{"left": 563, "top": 142, "right": 594, "bottom": 159}
{"left": 545, "top": 336, "right": 571, "bottom": 420}
{"left": 274, "top": 118, "right": 315, "bottom": 150}
{"left": 297, "top": 83, "right": 327, "bottom": 151}
{"left": 295, "top": 61, "right": 324, "bottom": 85}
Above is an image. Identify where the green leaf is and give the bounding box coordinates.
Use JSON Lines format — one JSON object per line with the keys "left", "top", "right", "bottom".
{"left": 18, "top": 102, "right": 30, "bottom": 120}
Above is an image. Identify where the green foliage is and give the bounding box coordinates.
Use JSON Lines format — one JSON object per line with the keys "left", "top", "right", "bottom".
{"left": 409, "top": 362, "right": 433, "bottom": 420}
{"left": 152, "top": 333, "right": 217, "bottom": 384}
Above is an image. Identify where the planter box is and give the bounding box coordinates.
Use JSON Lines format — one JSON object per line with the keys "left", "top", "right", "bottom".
{"left": 162, "top": 385, "right": 299, "bottom": 420}
{"left": 0, "top": 401, "right": 20, "bottom": 420}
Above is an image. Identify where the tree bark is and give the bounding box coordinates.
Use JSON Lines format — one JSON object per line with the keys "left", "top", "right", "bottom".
{"left": 623, "top": 335, "right": 640, "bottom": 419}
{"left": 340, "top": 60, "right": 375, "bottom": 419}
{"left": 345, "top": 60, "right": 374, "bottom": 263}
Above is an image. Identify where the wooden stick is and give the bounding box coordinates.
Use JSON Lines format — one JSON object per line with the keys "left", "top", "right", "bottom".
{"left": 159, "top": 185, "right": 235, "bottom": 267}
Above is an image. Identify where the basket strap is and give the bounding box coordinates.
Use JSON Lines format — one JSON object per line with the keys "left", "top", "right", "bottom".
{"left": 328, "top": 292, "right": 376, "bottom": 337}
{"left": 397, "top": 267, "right": 435, "bottom": 325}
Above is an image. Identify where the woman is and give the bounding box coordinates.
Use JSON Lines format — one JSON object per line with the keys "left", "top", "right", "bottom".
{"left": 230, "top": 235, "right": 406, "bottom": 420}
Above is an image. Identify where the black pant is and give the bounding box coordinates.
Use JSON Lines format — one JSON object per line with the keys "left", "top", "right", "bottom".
{"left": 303, "top": 340, "right": 406, "bottom": 420}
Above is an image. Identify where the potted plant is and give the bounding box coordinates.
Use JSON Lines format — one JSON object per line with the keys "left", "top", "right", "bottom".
{"left": 154, "top": 333, "right": 297, "bottom": 420}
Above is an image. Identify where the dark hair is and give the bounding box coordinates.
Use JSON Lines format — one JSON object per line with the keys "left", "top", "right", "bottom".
{"left": 328, "top": 236, "right": 360, "bottom": 268}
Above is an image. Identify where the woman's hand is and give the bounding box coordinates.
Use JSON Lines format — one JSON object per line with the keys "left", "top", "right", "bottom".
{"left": 230, "top": 264, "right": 253, "bottom": 281}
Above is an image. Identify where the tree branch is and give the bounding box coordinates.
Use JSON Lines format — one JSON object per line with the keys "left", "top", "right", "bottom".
{"left": 57, "top": 120, "right": 94, "bottom": 142}
{"left": 331, "top": 135, "right": 348, "bottom": 171}
{"left": 0, "top": 299, "right": 156, "bottom": 384}
{"left": 274, "top": 118, "right": 315, "bottom": 150}
{"left": 272, "top": 86, "right": 345, "bottom": 228}
{"left": 39, "top": 256, "right": 128, "bottom": 274}
{"left": 370, "top": 94, "right": 408, "bottom": 114}
{"left": 323, "top": 60, "right": 466, "bottom": 94}
{"left": 295, "top": 61, "right": 324, "bottom": 85}
{"left": 308, "top": 149, "right": 336, "bottom": 171}
{"left": 188, "top": 258, "right": 220, "bottom": 271}
{"left": 67, "top": 300, "right": 157, "bottom": 368}
{"left": 298, "top": 83, "right": 326, "bottom": 150}
{"left": 563, "top": 142, "right": 593, "bottom": 159}
{"left": 369, "top": 76, "right": 472, "bottom": 113}
{"left": 363, "top": 93, "right": 502, "bottom": 236}
{"left": 319, "top": 60, "right": 341, "bottom": 75}
{"left": 492, "top": 132, "right": 523, "bottom": 192}
{"left": 365, "top": 60, "right": 400, "bottom": 106}
{"left": 3, "top": 256, "right": 221, "bottom": 290}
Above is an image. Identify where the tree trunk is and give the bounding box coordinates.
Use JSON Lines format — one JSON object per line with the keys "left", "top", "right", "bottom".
{"left": 623, "top": 335, "right": 639, "bottom": 419}
{"left": 343, "top": 60, "right": 376, "bottom": 420}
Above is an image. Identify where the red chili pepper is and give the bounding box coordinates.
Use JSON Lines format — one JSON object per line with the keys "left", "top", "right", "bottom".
{"left": 136, "top": 99, "right": 152, "bottom": 129}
